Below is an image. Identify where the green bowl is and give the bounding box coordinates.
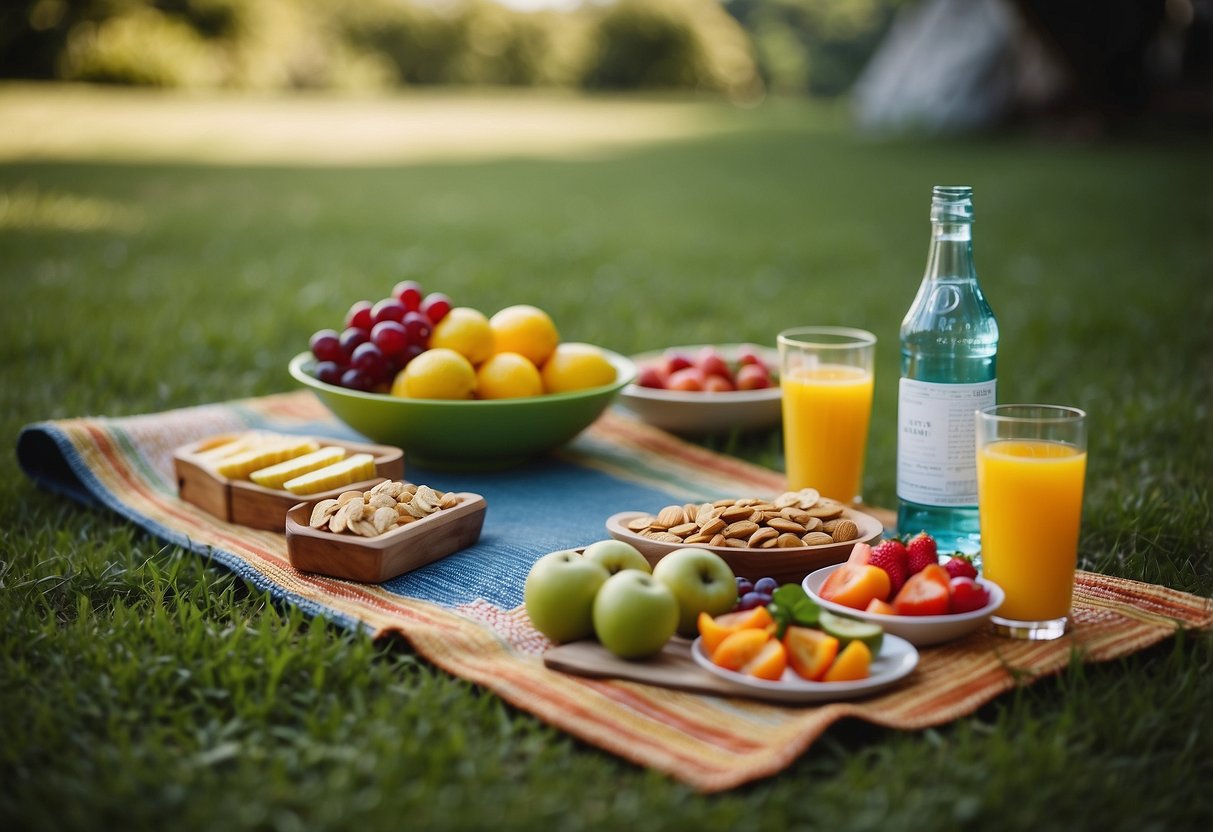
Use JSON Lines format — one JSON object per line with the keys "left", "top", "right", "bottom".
{"left": 288, "top": 350, "right": 636, "bottom": 470}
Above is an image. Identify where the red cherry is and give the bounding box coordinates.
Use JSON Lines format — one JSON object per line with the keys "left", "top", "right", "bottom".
{"left": 393, "top": 280, "right": 424, "bottom": 311}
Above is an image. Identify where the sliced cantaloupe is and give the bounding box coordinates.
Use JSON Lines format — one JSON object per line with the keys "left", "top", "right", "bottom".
{"left": 283, "top": 453, "right": 376, "bottom": 495}
{"left": 214, "top": 438, "right": 320, "bottom": 479}
{"left": 249, "top": 446, "right": 347, "bottom": 490}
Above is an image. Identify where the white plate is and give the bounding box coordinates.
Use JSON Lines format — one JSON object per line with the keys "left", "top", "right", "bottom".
{"left": 690, "top": 633, "right": 919, "bottom": 703}
{"left": 803, "top": 564, "right": 1005, "bottom": 647}
{"left": 616, "top": 344, "right": 781, "bottom": 434}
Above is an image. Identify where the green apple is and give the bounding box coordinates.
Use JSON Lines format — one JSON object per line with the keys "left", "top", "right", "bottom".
{"left": 524, "top": 550, "right": 610, "bottom": 643}
{"left": 582, "top": 539, "right": 652, "bottom": 576}
{"left": 651, "top": 548, "right": 738, "bottom": 637}
{"left": 592, "top": 570, "right": 680, "bottom": 659}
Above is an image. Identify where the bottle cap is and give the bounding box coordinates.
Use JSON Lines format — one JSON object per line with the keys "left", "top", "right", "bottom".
{"left": 931, "top": 186, "right": 973, "bottom": 223}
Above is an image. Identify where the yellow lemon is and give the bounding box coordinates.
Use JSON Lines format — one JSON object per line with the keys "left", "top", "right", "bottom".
{"left": 430, "top": 307, "right": 494, "bottom": 365}
{"left": 489, "top": 304, "right": 560, "bottom": 366}
{"left": 392, "top": 348, "right": 476, "bottom": 399}
{"left": 540, "top": 343, "right": 617, "bottom": 394}
{"left": 475, "top": 352, "right": 544, "bottom": 399}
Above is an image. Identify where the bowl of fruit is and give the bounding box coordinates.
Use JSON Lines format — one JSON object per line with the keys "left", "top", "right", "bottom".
{"left": 802, "top": 534, "right": 1005, "bottom": 647}
{"left": 291, "top": 281, "right": 636, "bottom": 470}
{"left": 616, "top": 344, "right": 781, "bottom": 434}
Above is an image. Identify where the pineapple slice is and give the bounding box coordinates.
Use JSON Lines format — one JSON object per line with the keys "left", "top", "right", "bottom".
{"left": 248, "top": 446, "right": 347, "bottom": 490}
{"left": 214, "top": 438, "right": 320, "bottom": 480}
{"left": 283, "top": 453, "right": 377, "bottom": 495}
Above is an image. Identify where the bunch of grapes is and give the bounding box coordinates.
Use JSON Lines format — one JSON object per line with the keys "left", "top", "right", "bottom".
{"left": 308, "top": 281, "right": 453, "bottom": 392}
{"left": 735, "top": 576, "right": 779, "bottom": 610}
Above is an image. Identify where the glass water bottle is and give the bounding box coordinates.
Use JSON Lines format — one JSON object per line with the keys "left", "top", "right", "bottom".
{"left": 897, "top": 186, "right": 999, "bottom": 555}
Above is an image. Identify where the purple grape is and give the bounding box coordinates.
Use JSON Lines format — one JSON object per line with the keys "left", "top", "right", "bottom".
{"left": 350, "top": 342, "right": 388, "bottom": 382}
{"left": 313, "top": 360, "right": 343, "bottom": 385}
{"left": 339, "top": 367, "right": 373, "bottom": 391}
{"left": 339, "top": 326, "right": 370, "bottom": 355}
{"left": 735, "top": 578, "right": 755, "bottom": 596}
{"left": 754, "top": 577, "right": 778, "bottom": 595}
{"left": 737, "top": 591, "right": 770, "bottom": 611}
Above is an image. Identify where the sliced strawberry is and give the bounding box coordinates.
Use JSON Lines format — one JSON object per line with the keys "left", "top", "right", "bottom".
{"left": 905, "top": 532, "right": 939, "bottom": 575}
{"left": 943, "top": 554, "right": 978, "bottom": 580}
{"left": 949, "top": 576, "right": 990, "bottom": 614}
{"left": 865, "top": 598, "right": 897, "bottom": 615}
{"left": 893, "top": 563, "right": 951, "bottom": 616}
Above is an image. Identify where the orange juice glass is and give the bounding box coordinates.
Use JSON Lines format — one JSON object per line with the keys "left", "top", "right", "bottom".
{"left": 976, "top": 405, "right": 1087, "bottom": 640}
{"left": 778, "top": 327, "right": 876, "bottom": 503}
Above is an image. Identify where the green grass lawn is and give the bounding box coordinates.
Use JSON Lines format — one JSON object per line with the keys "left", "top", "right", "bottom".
{"left": 2, "top": 86, "right": 1211, "bottom": 830}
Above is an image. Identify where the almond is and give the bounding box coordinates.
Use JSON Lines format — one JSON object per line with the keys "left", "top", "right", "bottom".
{"left": 802, "top": 531, "right": 834, "bottom": 546}
{"left": 723, "top": 520, "right": 760, "bottom": 539}
{"left": 830, "top": 519, "right": 860, "bottom": 543}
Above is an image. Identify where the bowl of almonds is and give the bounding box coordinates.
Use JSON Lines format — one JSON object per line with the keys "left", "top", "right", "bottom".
{"left": 605, "top": 488, "right": 883, "bottom": 585}
{"left": 285, "top": 480, "right": 486, "bottom": 582}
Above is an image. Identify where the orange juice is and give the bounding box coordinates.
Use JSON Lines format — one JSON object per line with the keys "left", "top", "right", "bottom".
{"left": 978, "top": 439, "right": 1087, "bottom": 621}
{"left": 781, "top": 365, "right": 874, "bottom": 502}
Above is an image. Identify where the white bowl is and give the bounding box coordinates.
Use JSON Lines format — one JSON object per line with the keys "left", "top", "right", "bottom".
{"left": 616, "top": 344, "right": 781, "bottom": 434}
{"left": 802, "top": 564, "right": 1005, "bottom": 647}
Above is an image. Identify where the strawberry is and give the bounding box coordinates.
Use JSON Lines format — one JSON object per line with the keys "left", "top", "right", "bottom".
{"left": 949, "top": 576, "right": 990, "bottom": 614}
{"left": 867, "top": 538, "right": 909, "bottom": 599}
{"left": 943, "top": 554, "right": 978, "bottom": 580}
{"left": 905, "top": 532, "right": 938, "bottom": 575}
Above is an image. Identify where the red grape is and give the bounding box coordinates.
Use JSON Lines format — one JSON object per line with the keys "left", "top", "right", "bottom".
{"left": 393, "top": 280, "right": 424, "bottom": 311}
{"left": 420, "top": 292, "right": 452, "bottom": 324}
{"left": 351, "top": 341, "right": 388, "bottom": 382}
{"left": 371, "top": 297, "right": 406, "bottom": 325}
{"left": 401, "top": 310, "right": 433, "bottom": 345}
{"left": 345, "top": 300, "right": 374, "bottom": 331}
{"left": 735, "top": 578, "right": 755, "bottom": 596}
{"left": 339, "top": 327, "right": 369, "bottom": 355}
{"left": 401, "top": 343, "right": 425, "bottom": 365}
{"left": 371, "top": 320, "right": 408, "bottom": 356}
{"left": 313, "top": 361, "right": 343, "bottom": 385}
{"left": 339, "top": 367, "right": 373, "bottom": 391}
{"left": 309, "top": 329, "right": 344, "bottom": 363}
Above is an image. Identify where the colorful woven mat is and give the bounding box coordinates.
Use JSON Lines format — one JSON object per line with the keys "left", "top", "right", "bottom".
{"left": 16, "top": 391, "right": 1213, "bottom": 792}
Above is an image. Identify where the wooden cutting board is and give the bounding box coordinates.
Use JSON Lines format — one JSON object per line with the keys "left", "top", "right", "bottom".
{"left": 544, "top": 638, "right": 755, "bottom": 697}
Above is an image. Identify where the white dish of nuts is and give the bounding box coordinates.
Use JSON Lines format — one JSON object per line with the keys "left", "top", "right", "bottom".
{"left": 605, "top": 489, "right": 883, "bottom": 585}
{"left": 285, "top": 480, "right": 487, "bottom": 583}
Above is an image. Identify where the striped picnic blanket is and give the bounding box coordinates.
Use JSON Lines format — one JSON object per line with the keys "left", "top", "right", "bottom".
{"left": 16, "top": 391, "right": 1213, "bottom": 792}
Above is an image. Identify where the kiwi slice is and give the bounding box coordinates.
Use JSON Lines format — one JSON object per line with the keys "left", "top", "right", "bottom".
{"left": 819, "top": 610, "right": 884, "bottom": 654}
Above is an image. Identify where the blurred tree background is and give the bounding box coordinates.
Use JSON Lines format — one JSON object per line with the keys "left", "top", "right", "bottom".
{"left": 0, "top": 0, "right": 900, "bottom": 99}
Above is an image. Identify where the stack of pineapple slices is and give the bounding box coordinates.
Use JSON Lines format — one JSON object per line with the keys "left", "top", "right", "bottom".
{"left": 198, "top": 433, "right": 377, "bottom": 495}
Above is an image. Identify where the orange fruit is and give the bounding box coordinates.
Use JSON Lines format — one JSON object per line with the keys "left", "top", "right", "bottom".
{"left": 475, "top": 352, "right": 543, "bottom": 399}
{"left": 745, "top": 638, "right": 788, "bottom": 681}
{"left": 710, "top": 628, "right": 771, "bottom": 672}
{"left": 781, "top": 626, "right": 840, "bottom": 682}
{"left": 864, "top": 598, "right": 898, "bottom": 616}
{"left": 489, "top": 305, "right": 559, "bottom": 366}
{"left": 540, "top": 343, "right": 616, "bottom": 393}
{"left": 822, "top": 639, "right": 872, "bottom": 682}
{"left": 430, "top": 307, "right": 494, "bottom": 365}
{"left": 392, "top": 348, "right": 476, "bottom": 400}
{"left": 696, "top": 606, "right": 774, "bottom": 655}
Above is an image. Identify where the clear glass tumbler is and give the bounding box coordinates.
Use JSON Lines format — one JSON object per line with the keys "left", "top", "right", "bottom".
{"left": 976, "top": 404, "right": 1087, "bottom": 640}
{"left": 777, "top": 327, "right": 876, "bottom": 504}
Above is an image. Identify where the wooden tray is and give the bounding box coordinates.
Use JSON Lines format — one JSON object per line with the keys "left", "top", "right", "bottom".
{"left": 285, "top": 492, "right": 486, "bottom": 582}
{"left": 174, "top": 432, "right": 404, "bottom": 532}
{"left": 604, "top": 506, "right": 883, "bottom": 585}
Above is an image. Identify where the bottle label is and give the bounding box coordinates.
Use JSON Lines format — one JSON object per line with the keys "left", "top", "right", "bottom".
{"left": 897, "top": 378, "right": 996, "bottom": 507}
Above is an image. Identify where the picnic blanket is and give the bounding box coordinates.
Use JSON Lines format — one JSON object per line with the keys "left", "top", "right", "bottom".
{"left": 16, "top": 391, "right": 1213, "bottom": 792}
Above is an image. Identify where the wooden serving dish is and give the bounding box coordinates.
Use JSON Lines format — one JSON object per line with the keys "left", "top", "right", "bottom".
{"left": 284, "top": 492, "right": 486, "bottom": 582}
{"left": 174, "top": 432, "right": 404, "bottom": 532}
{"left": 604, "top": 506, "right": 883, "bottom": 585}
